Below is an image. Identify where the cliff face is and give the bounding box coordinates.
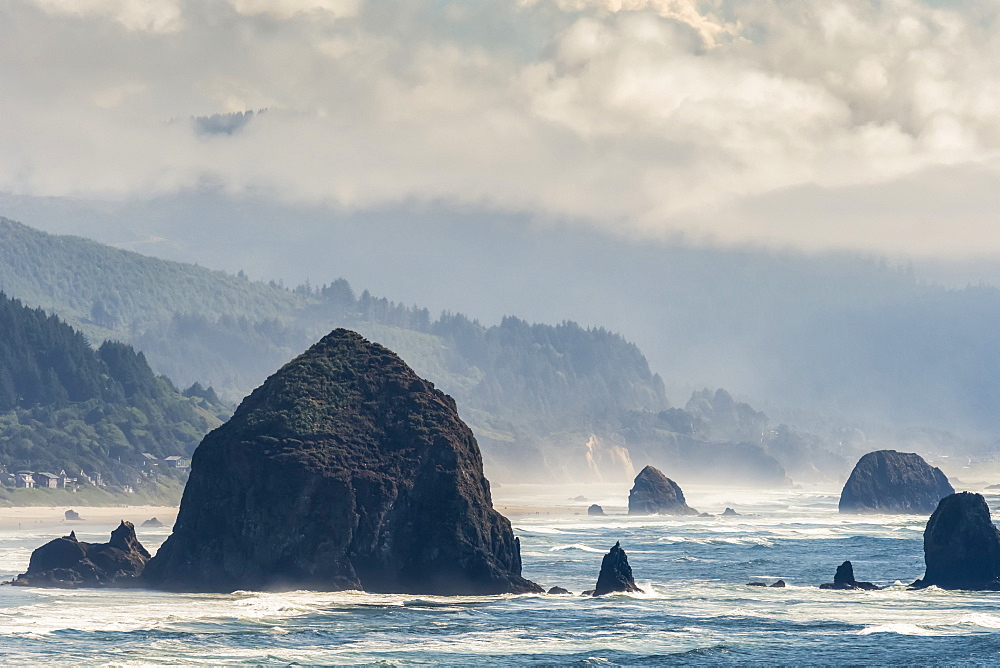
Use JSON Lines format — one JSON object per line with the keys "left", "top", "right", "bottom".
{"left": 838, "top": 450, "right": 953, "bottom": 514}
{"left": 912, "top": 492, "right": 1000, "bottom": 590}
{"left": 143, "top": 329, "right": 540, "bottom": 595}
{"left": 627, "top": 465, "right": 698, "bottom": 515}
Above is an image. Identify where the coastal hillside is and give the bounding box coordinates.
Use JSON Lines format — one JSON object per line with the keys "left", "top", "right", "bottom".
{"left": 0, "top": 216, "right": 834, "bottom": 484}
{"left": 0, "top": 292, "right": 228, "bottom": 501}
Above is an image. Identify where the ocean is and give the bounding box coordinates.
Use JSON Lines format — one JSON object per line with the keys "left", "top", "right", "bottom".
{"left": 1, "top": 484, "right": 999, "bottom": 666}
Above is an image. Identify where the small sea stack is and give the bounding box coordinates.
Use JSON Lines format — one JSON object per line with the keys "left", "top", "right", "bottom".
{"left": 142, "top": 329, "right": 541, "bottom": 595}
{"left": 838, "top": 450, "right": 953, "bottom": 514}
{"left": 722, "top": 508, "right": 739, "bottom": 517}
{"left": 64, "top": 509, "right": 83, "bottom": 521}
{"left": 592, "top": 541, "right": 642, "bottom": 596}
{"left": 819, "top": 561, "right": 879, "bottom": 590}
{"left": 547, "top": 586, "right": 572, "bottom": 595}
{"left": 587, "top": 504, "right": 605, "bottom": 516}
{"left": 747, "top": 580, "right": 785, "bottom": 587}
{"left": 627, "top": 466, "right": 698, "bottom": 515}
{"left": 140, "top": 517, "right": 164, "bottom": 528}
{"left": 912, "top": 492, "right": 1000, "bottom": 590}
{"left": 12, "top": 521, "right": 150, "bottom": 588}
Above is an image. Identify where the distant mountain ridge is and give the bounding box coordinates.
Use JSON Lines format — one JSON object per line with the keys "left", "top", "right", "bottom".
{"left": 0, "top": 215, "right": 826, "bottom": 484}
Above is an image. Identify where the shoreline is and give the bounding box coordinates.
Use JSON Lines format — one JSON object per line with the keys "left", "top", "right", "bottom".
{"left": 0, "top": 506, "right": 178, "bottom": 531}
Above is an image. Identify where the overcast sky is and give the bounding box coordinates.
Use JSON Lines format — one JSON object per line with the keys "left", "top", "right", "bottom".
{"left": 4, "top": 0, "right": 1000, "bottom": 256}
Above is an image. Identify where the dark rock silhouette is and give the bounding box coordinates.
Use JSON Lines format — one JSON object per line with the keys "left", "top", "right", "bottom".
{"left": 140, "top": 517, "right": 164, "bottom": 528}
{"left": 911, "top": 492, "right": 1000, "bottom": 590}
{"left": 12, "top": 521, "right": 150, "bottom": 588}
{"left": 587, "top": 504, "right": 604, "bottom": 516}
{"left": 748, "top": 579, "right": 785, "bottom": 587}
{"left": 547, "top": 586, "right": 572, "bottom": 595}
{"left": 627, "top": 466, "right": 698, "bottom": 515}
{"left": 592, "top": 541, "right": 642, "bottom": 596}
{"left": 839, "top": 450, "right": 953, "bottom": 514}
{"left": 64, "top": 509, "right": 83, "bottom": 521}
{"left": 142, "top": 329, "right": 541, "bottom": 595}
{"left": 722, "top": 508, "right": 739, "bottom": 517}
{"left": 698, "top": 512, "right": 713, "bottom": 517}
{"left": 819, "top": 560, "right": 879, "bottom": 590}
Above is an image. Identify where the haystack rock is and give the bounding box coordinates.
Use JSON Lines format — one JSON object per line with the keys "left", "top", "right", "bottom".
{"left": 839, "top": 450, "right": 953, "bottom": 514}
{"left": 141, "top": 517, "right": 164, "bottom": 528}
{"left": 592, "top": 541, "right": 642, "bottom": 596}
{"left": 13, "top": 521, "right": 150, "bottom": 588}
{"left": 587, "top": 504, "right": 605, "bottom": 516}
{"left": 627, "top": 466, "right": 698, "bottom": 515}
{"left": 142, "top": 329, "right": 541, "bottom": 595}
{"left": 64, "top": 509, "right": 83, "bottom": 521}
{"left": 818, "top": 560, "right": 879, "bottom": 590}
{"left": 911, "top": 492, "right": 1000, "bottom": 590}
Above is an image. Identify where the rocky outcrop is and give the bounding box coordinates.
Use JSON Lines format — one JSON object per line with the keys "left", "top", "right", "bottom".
{"left": 819, "top": 561, "right": 879, "bottom": 590}
{"left": 141, "top": 518, "right": 164, "bottom": 528}
{"left": 839, "top": 450, "right": 953, "bottom": 514}
{"left": 747, "top": 580, "right": 785, "bottom": 587}
{"left": 911, "top": 492, "right": 1000, "bottom": 590}
{"left": 64, "top": 509, "right": 83, "bottom": 521}
{"left": 592, "top": 541, "right": 642, "bottom": 596}
{"left": 12, "top": 521, "right": 150, "bottom": 588}
{"left": 587, "top": 504, "right": 604, "bottom": 516}
{"left": 142, "top": 329, "right": 541, "bottom": 595}
{"left": 722, "top": 507, "right": 739, "bottom": 517}
{"left": 547, "top": 586, "right": 572, "bottom": 595}
{"left": 627, "top": 466, "right": 698, "bottom": 515}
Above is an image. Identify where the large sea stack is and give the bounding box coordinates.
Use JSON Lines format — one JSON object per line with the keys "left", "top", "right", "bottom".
{"left": 838, "top": 450, "right": 953, "bottom": 514}
{"left": 627, "top": 465, "right": 698, "bottom": 515}
{"left": 13, "top": 522, "right": 150, "bottom": 588}
{"left": 912, "top": 492, "right": 1000, "bottom": 590}
{"left": 142, "top": 329, "right": 541, "bottom": 595}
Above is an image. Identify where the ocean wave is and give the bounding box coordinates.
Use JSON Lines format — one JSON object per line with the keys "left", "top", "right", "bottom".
{"left": 857, "top": 623, "right": 943, "bottom": 636}
{"left": 549, "top": 543, "right": 605, "bottom": 553}
{"left": 656, "top": 536, "right": 774, "bottom": 547}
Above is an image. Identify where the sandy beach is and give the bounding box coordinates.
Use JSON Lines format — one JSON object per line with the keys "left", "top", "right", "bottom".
{"left": 0, "top": 506, "right": 178, "bottom": 531}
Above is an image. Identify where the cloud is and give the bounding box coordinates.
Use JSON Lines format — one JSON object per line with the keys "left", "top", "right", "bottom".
{"left": 4, "top": 0, "right": 1000, "bottom": 255}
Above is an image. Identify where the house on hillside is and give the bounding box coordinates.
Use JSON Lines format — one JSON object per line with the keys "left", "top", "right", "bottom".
{"left": 35, "top": 472, "right": 61, "bottom": 488}
{"left": 163, "top": 456, "right": 189, "bottom": 470}
{"left": 15, "top": 472, "right": 36, "bottom": 488}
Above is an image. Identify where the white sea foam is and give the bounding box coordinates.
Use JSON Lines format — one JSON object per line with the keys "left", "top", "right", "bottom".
{"left": 857, "top": 623, "right": 943, "bottom": 636}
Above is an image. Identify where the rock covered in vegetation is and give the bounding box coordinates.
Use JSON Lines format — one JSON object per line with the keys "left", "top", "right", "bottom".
{"left": 140, "top": 517, "right": 164, "bottom": 528}
{"left": 12, "top": 521, "right": 150, "bottom": 588}
{"left": 142, "top": 329, "right": 541, "bottom": 595}
{"left": 627, "top": 465, "right": 698, "bottom": 515}
{"left": 819, "top": 561, "right": 879, "bottom": 590}
{"left": 587, "top": 504, "right": 604, "bottom": 516}
{"left": 838, "top": 450, "right": 953, "bottom": 514}
{"left": 592, "top": 541, "right": 642, "bottom": 596}
{"left": 911, "top": 492, "right": 1000, "bottom": 590}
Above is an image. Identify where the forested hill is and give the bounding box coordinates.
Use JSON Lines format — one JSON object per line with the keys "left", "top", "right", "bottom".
{"left": 0, "top": 217, "right": 304, "bottom": 338}
{"left": 0, "top": 292, "right": 229, "bottom": 490}
{"left": 0, "top": 216, "right": 701, "bottom": 482}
